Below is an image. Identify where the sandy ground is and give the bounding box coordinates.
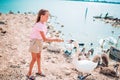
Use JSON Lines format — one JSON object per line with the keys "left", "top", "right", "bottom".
{"left": 0, "top": 13, "right": 120, "bottom": 80}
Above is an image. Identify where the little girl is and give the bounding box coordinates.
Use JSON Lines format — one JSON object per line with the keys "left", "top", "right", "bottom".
{"left": 27, "top": 9, "right": 64, "bottom": 79}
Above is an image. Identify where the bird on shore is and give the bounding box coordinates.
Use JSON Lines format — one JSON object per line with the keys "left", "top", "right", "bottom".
{"left": 99, "top": 64, "right": 119, "bottom": 78}
{"left": 71, "top": 41, "right": 101, "bottom": 80}
{"left": 99, "top": 37, "right": 117, "bottom": 48}
{"left": 100, "top": 53, "right": 109, "bottom": 67}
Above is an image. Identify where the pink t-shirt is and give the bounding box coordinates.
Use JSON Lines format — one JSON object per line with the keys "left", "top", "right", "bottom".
{"left": 30, "top": 22, "right": 47, "bottom": 40}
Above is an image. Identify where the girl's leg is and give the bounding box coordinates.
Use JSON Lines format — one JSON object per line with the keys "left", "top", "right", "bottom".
{"left": 36, "top": 52, "right": 41, "bottom": 73}
{"left": 27, "top": 52, "right": 37, "bottom": 76}
{"left": 36, "top": 52, "right": 45, "bottom": 77}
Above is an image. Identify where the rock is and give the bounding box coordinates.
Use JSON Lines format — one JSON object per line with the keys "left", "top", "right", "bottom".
{"left": 0, "top": 21, "right": 5, "bottom": 25}
{"left": 47, "top": 45, "right": 61, "bottom": 53}
{"left": 10, "top": 65, "right": 20, "bottom": 68}
{"left": 64, "top": 70, "right": 71, "bottom": 76}
{"left": 43, "top": 43, "right": 49, "bottom": 49}
{"left": 1, "top": 30, "right": 6, "bottom": 34}
{"left": 0, "top": 27, "right": 2, "bottom": 30}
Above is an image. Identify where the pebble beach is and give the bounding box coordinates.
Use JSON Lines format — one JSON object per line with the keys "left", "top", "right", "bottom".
{"left": 0, "top": 13, "right": 120, "bottom": 80}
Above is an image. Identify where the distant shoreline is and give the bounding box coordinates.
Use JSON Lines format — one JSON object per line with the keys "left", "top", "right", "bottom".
{"left": 91, "top": 1, "right": 120, "bottom": 4}
{"left": 66, "top": 0, "right": 120, "bottom": 4}
{"left": 93, "top": 15, "right": 120, "bottom": 28}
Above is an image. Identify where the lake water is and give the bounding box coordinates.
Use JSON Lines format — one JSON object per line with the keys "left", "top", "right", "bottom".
{"left": 0, "top": 0, "right": 120, "bottom": 50}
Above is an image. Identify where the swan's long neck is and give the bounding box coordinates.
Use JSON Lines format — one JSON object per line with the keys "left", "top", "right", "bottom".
{"left": 116, "top": 37, "right": 120, "bottom": 47}
{"left": 71, "top": 42, "right": 80, "bottom": 63}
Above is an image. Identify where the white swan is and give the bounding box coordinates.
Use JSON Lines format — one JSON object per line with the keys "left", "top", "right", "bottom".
{"left": 71, "top": 41, "right": 100, "bottom": 79}
{"left": 72, "top": 59, "right": 98, "bottom": 73}
{"left": 106, "top": 37, "right": 117, "bottom": 45}
{"left": 99, "top": 37, "right": 117, "bottom": 49}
